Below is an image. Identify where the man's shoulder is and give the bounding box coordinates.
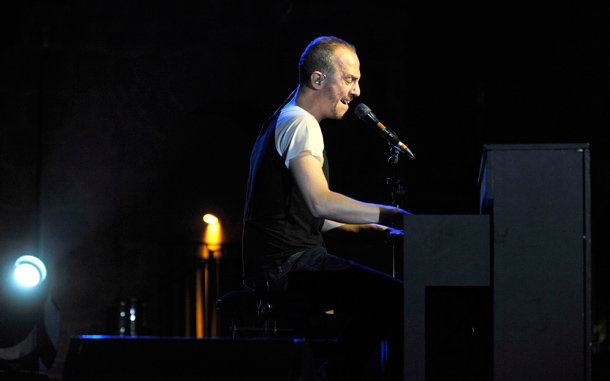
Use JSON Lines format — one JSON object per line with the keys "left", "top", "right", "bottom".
{"left": 280, "top": 103, "right": 311, "bottom": 119}
{"left": 277, "top": 104, "right": 317, "bottom": 132}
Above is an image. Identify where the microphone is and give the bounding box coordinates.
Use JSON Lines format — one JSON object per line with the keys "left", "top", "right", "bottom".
{"left": 354, "top": 103, "right": 415, "bottom": 159}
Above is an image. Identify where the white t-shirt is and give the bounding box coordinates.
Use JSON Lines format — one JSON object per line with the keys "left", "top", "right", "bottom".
{"left": 275, "top": 99, "right": 324, "bottom": 169}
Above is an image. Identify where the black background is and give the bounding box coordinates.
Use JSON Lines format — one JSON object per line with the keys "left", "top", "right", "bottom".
{"left": 1, "top": 1, "right": 608, "bottom": 376}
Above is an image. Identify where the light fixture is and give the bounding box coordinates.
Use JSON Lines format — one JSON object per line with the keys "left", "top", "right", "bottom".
{"left": 14, "top": 255, "right": 47, "bottom": 288}
{"left": 203, "top": 214, "right": 218, "bottom": 225}
{"left": 192, "top": 214, "right": 225, "bottom": 338}
{"left": 202, "top": 214, "right": 222, "bottom": 252}
{"left": 1, "top": 254, "right": 59, "bottom": 377}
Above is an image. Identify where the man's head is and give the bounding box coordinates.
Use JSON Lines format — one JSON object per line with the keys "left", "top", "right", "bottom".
{"left": 298, "top": 36, "right": 356, "bottom": 85}
{"left": 297, "top": 36, "right": 361, "bottom": 121}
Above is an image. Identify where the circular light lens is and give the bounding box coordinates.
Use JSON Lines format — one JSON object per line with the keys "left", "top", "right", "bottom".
{"left": 14, "top": 255, "right": 47, "bottom": 288}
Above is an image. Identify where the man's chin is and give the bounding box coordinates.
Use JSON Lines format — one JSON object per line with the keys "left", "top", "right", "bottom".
{"left": 333, "top": 106, "right": 349, "bottom": 120}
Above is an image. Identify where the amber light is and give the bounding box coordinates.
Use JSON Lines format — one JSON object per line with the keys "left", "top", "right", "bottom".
{"left": 202, "top": 214, "right": 222, "bottom": 252}
{"left": 193, "top": 213, "right": 224, "bottom": 338}
{"left": 203, "top": 214, "right": 218, "bottom": 225}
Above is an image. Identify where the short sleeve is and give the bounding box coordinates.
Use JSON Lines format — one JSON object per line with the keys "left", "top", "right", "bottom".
{"left": 275, "top": 106, "right": 324, "bottom": 168}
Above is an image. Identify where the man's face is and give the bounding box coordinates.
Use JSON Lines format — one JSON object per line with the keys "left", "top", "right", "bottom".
{"left": 322, "top": 47, "right": 361, "bottom": 120}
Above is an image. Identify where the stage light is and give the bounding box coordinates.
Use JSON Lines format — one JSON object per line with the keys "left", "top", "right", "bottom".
{"left": 194, "top": 214, "right": 225, "bottom": 338}
{"left": 14, "top": 255, "right": 47, "bottom": 288}
{"left": 203, "top": 214, "right": 218, "bottom": 225}
{"left": 203, "top": 214, "right": 222, "bottom": 252}
{"left": 1, "top": 254, "right": 59, "bottom": 377}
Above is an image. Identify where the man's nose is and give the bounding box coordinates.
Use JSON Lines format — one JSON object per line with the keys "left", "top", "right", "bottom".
{"left": 351, "top": 82, "right": 361, "bottom": 97}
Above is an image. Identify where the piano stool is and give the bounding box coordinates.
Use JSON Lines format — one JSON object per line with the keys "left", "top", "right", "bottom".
{"left": 216, "top": 289, "right": 345, "bottom": 340}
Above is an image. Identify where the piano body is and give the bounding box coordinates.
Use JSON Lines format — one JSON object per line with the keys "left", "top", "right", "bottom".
{"left": 403, "top": 143, "right": 591, "bottom": 381}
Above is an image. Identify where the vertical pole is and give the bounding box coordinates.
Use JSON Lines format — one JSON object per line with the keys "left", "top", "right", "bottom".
{"left": 195, "top": 260, "right": 204, "bottom": 338}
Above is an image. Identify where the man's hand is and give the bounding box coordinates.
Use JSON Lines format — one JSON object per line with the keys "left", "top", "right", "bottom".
{"left": 384, "top": 227, "right": 404, "bottom": 246}
{"left": 379, "top": 206, "right": 412, "bottom": 228}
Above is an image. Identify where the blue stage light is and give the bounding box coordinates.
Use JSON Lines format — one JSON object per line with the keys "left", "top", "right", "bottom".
{"left": 1, "top": 254, "right": 59, "bottom": 376}
{"left": 13, "top": 255, "right": 47, "bottom": 288}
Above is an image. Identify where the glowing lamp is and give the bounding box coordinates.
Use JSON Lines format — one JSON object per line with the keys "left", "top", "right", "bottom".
{"left": 202, "top": 214, "right": 223, "bottom": 252}
{"left": 14, "top": 255, "right": 47, "bottom": 288}
{"left": 203, "top": 214, "right": 218, "bottom": 225}
{"left": 1, "top": 254, "right": 59, "bottom": 375}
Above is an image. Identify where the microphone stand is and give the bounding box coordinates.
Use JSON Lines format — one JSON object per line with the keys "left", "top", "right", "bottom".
{"left": 380, "top": 145, "right": 405, "bottom": 380}
{"left": 387, "top": 146, "right": 405, "bottom": 280}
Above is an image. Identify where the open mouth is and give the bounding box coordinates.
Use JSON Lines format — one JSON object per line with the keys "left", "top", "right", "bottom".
{"left": 341, "top": 98, "right": 351, "bottom": 106}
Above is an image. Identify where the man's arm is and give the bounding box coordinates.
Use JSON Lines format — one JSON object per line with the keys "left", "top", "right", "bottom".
{"left": 322, "top": 220, "right": 404, "bottom": 245}
{"left": 289, "top": 151, "right": 407, "bottom": 226}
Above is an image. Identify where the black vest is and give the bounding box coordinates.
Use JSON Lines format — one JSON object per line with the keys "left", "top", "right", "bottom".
{"left": 242, "top": 113, "right": 329, "bottom": 270}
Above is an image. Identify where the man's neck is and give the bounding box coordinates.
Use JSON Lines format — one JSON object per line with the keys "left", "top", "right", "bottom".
{"left": 294, "top": 85, "right": 324, "bottom": 122}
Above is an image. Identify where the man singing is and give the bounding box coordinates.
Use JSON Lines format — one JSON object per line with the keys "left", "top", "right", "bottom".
{"left": 243, "top": 36, "right": 407, "bottom": 380}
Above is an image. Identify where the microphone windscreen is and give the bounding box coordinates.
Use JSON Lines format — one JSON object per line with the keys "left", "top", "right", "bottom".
{"left": 354, "top": 103, "right": 372, "bottom": 121}
{"left": 355, "top": 103, "right": 379, "bottom": 124}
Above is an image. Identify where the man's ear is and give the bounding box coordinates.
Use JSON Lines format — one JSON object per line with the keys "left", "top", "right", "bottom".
{"left": 311, "top": 71, "right": 326, "bottom": 88}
